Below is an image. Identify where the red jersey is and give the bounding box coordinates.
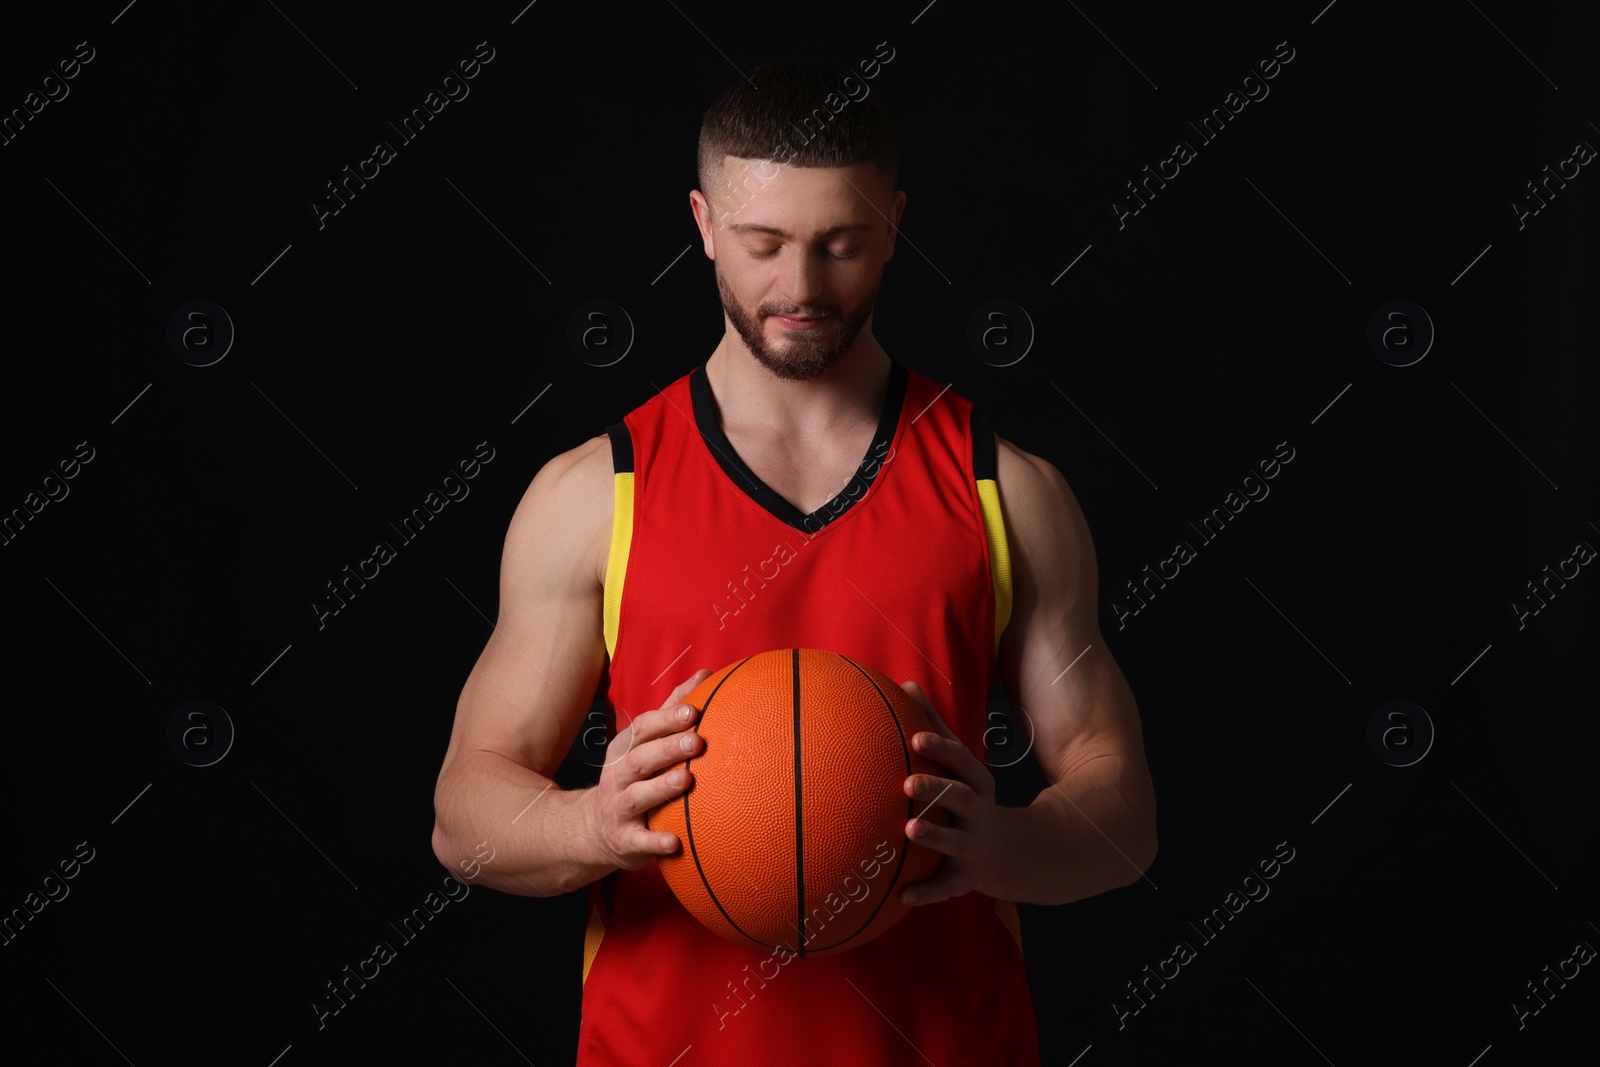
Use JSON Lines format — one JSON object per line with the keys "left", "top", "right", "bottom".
{"left": 576, "top": 356, "right": 1040, "bottom": 1065}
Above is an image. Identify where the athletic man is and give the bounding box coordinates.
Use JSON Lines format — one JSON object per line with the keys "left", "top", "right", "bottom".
{"left": 431, "top": 60, "right": 1157, "bottom": 1064}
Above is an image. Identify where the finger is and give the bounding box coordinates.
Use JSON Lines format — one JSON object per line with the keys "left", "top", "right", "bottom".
{"left": 909, "top": 732, "right": 983, "bottom": 794}
{"left": 669, "top": 669, "right": 713, "bottom": 704}
{"left": 619, "top": 764, "right": 693, "bottom": 818}
{"left": 902, "top": 680, "right": 959, "bottom": 740}
{"left": 911, "top": 731, "right": 985, "bottom": 783}
{"left": 901, "top": 678, "right": 935, "bottom": 714}
{"left": 621, "top": 823, "right": 681, "bottom": 858}
{"left": 905, "top": 814, "right": 971, "bottom": 858}
{"left": 899, "top": 869, "right": 968, "bottom": 907}
{"left": 626, "top": 702, "right": 702, "bottom": 751}
{"left": 622, "top": 728, "right": 703, "bottom": 785}
{"left": 905, "top": 775, "right": 975, "bottom": 819}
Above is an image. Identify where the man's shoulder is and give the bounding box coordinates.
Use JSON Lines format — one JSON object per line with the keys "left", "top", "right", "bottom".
{"left": 508, "top": 433, "right": 616, "bottom": 593}
{"left": 535, "top": 431, "right": 615, "bottom": 493}
{"left": 993, "top": 433, "right": 1054, "bottom": 500}
{"left": 992, "top": 433, "right": 1092, "bottom": 602}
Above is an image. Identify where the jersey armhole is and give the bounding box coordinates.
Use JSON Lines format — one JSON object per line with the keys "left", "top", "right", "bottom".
{"left": 602, "top": 422, "right": 635, "bottom": 664}
{"left": 971, "top": 406, "right": 1025, "bottom": 955}
{"left": 970, "top": 403, "right": 1012, "bottom": 658}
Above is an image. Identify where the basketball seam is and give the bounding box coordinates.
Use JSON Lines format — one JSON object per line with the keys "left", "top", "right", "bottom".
{"left": 683, "top": 655, "right": 770, "bottom": 954}
{"left": 793, "top": 648, "right": 805, "bottom": 957}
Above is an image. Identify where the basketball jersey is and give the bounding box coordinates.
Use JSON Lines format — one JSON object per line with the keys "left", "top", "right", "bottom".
{"left": 576, "top": 356, "right": 1041, "bottom": 1066}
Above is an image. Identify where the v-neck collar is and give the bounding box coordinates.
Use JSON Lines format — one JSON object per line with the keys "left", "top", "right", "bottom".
{"left": 689, "top": 356, "right": 908, "bottom": 534}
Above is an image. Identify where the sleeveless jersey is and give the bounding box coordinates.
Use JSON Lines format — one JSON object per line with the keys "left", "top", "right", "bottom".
{"left": 575, "top": 356, "right": 1041, "bottom": 1066}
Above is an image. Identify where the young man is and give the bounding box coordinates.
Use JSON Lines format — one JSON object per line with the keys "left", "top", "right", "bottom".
{"left": 430, "top": 61, "right": 1157, "bottom": 1064}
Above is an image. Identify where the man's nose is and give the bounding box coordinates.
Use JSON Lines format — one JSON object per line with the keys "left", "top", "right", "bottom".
{"left": 778, "top": 250, "right": 827, "bottom": 310}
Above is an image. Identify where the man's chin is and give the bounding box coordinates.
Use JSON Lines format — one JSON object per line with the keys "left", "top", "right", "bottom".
{"left": 752, "top": 343, "right": 838, "bottom": 382}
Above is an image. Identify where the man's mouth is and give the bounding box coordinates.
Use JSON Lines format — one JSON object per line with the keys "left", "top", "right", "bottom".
{"left": 772, "top": 312, "right": 826, "bottom": 328}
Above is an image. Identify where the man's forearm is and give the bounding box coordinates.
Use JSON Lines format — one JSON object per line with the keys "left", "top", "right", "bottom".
{"left": 431, "top": 749, "right": 616, "bottom": 897}
{"left": 983, "top": 755, "right": 1157, "bottom": 906}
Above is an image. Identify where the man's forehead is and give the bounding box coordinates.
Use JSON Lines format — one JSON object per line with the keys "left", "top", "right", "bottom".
{"left": 714, "top": 154, "right": 882, "bottom": 178}
{"left": 726, "top": 220, "right": 876, "bottom": 240}
{"left": 708, "top": 155, "right": 888, "bottom": 220}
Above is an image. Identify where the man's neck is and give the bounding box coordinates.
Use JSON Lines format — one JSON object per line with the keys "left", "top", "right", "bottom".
{"left": 703, "top": 337, "right": 892, "bottom": 443}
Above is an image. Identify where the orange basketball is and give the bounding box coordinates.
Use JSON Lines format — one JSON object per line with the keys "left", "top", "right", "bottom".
{"left": 646, "top": 648, "right": 951, "bottom": 956}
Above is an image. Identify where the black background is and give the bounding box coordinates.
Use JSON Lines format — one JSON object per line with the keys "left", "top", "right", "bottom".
{"left": 1, "top": 1, "right": 1595, "bottom": 1063}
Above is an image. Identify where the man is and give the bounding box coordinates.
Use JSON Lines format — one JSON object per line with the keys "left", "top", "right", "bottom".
{"left": 430, "top": 60, "right": 1157, "bottom": 1064}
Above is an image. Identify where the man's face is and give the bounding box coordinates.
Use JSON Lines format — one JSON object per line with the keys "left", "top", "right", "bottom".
{"left": 693, "top": 157, "right": 905, "bottom": 382}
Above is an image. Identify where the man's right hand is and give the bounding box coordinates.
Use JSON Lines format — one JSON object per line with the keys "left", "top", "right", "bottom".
{"left": 586, "top": 669, "right": 713, "bottom": 871}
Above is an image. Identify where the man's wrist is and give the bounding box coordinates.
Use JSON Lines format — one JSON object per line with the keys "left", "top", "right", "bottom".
{"left": 567, "top": 785, "right": 607, "bottom": 872}
{"left": 976, "top": 801, "right": 1038, "bottom": 900}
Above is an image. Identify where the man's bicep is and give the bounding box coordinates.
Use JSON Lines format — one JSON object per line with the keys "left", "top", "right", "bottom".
{"left": 440, "top": 442, "right": 610, "bottom": 781}
{"left": 996, "top": 443, "right": 1146, "bottom": 784}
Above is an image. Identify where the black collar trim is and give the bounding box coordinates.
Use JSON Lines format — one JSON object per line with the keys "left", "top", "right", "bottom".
{"left": 689, "top": 357, "right": 907, "bottom": 534}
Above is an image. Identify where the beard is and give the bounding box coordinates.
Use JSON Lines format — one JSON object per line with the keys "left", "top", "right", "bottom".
{"left": 715, "top": 266, "right": 879, "bottom": 382}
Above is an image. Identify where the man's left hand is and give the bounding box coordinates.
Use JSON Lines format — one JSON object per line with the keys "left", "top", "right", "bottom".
{"left": 896, "top": 679, "right": 1009, "bottom": 907}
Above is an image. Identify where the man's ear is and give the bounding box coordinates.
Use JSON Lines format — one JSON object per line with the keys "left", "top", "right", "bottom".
{"left": 885, "top": 190, "right": 907, "bottom": 261}
{"left": 690, "top": 190, "right": 718, "bottom": 260}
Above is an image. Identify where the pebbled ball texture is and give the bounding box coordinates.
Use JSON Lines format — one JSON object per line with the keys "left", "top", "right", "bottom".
{"left": 647, "top": 648, "right": 950, "bottom": 956}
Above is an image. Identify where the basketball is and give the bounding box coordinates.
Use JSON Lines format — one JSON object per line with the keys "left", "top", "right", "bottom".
{"left": 645, "top": 647, "right": 951, "bottom": 956}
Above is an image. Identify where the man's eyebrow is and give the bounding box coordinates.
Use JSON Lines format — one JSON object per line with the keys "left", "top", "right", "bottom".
{"left": 727, "top": 222, "right": 874, "bottom": 239}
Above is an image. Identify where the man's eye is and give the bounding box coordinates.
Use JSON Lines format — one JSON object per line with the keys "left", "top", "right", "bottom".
{"left": 747, "top": 246, "right": 858, "bottom": 260}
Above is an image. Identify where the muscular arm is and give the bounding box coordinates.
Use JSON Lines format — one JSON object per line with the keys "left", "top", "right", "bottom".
{"left": 982, "top": 436, "right": 1158, "bottom": 905}
{"left": 429, "top": 436, "right": 617, "bottom": 897}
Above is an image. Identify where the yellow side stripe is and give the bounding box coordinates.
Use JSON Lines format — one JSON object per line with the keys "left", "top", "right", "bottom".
{"left": 976, "top": 477, "right": 1012, "bottom": 655}
{"left": 603, "top": 471, "right": 634, "bottom": 662}
{"left": 582, "top": 900, "right": 607, "bottom": 985}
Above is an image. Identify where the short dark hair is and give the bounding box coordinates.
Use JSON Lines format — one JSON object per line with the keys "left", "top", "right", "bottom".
{"left": 697, "top": 61, "right": 897, "bottom": 211}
